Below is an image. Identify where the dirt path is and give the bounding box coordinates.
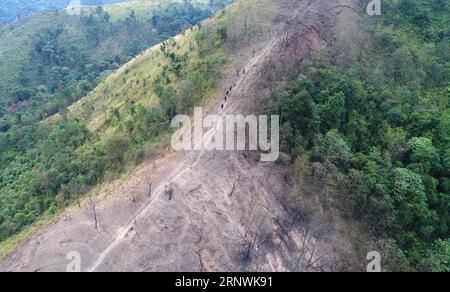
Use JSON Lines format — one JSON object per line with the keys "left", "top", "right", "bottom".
{"left": 86, "top": 32, "right": 284, "bottom": 271}
{"left": 0, "top": 0, "right": 361, "bottom": 272}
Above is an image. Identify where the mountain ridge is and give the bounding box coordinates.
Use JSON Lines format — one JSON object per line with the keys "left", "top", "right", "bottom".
{"left": 0, "top": 0, "right": 232, "bottom": 131}
{"left": 0, "top": 0, "right": 365, "bottom": 272}
{"left": 2, "top": 0, "right": 448, "bottom": 272}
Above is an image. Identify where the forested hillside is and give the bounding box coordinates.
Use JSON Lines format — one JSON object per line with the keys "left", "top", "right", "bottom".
{"left": 0, "top": 0, "right": 124, "bottom": 22}
{"left": 0, "top": 0, "right": 448, "bottom": 272}
{"left": 270, "top": 0, "right": 450, "bottom": 271}
{"left": 0, "top": 1, "right": 231, "bottom": 132}
{"left": 0, "top": 0, "right": 232, "bottom": 244}
{"left": 1, "top": 0, "right": 349, "bottom": 272}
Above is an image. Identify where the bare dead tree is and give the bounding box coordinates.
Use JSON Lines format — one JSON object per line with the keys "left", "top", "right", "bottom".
{"left": 228, "top": 175, "right": 241, "bottom": 197}
{"left": 300, "top": 225, "right": 310, "bottom": 257}
{"left": 133, "top": 213, "right": 138, "bottom": 227}
{"left": 147, "top": 182, "right": 152, "bottom": 198}
{"left": 88, "top": 196, "right": 98, "bottom": 230}
{"left": 193, "top": 226, "right": 209, "bottom": 272}
{"left": 307, "top": 252, "right": 323, "bottom": 270}
{"left": 306, "top": 241, "right": 317, "bottom": 266}
{"left": 292, "top": 221, "right": 325, "bottom": 272}
{"left": 244, "top": 217, "right": 265, "bottom": 261}
{"left": 126, "top": 181, "right": 137, "bottom": 205}
{"left": 130, "top": 185, "right": 138, "bottom": 226}
{"left": 237, "top": 201, "right": 270, "bottom": 264}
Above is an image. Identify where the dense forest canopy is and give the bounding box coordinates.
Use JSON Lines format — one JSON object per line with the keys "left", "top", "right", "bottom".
{"left": 269, "top": 0, "right": 449, "bottom": 271}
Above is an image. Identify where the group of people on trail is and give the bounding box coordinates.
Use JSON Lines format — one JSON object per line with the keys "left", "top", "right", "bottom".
{"left": 165, "top": 69, "right": 249, "bottom": 198}
{"left": 221, "top": 86, "right": 232, "bottom": 109}
{"left": 220, "top": 67, "right": 247, "bottom": 110}
{"left": 221, "top": 82, "right": 239, "bottom": 109}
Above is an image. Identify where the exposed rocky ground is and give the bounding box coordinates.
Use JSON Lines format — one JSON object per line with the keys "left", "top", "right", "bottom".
{"left": 0, "top": 0, "right": 364, "bottom": 272}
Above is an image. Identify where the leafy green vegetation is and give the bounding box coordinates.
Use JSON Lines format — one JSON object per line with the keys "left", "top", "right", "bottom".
{"left": 0, "top": 2, "right": 230, "bottom": 242}
{"left": 270, "top": 0, "right": 449, "bottom": 271}
{"left": 1, "top": 0, "right": 447, "bottom": 272}
{"left": 0, "top": 1, "right": 229, "bottom": 133}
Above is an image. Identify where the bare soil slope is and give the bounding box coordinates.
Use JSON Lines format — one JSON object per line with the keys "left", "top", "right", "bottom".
{"left": 0, "top": 0, "right": 363, "bottom": 272}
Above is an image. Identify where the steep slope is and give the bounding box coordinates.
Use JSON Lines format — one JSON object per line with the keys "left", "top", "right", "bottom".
{"left": 0, "top": 0, "right": 232, "bottom": 247}
{"left": 273, "top": 0, "right": 450, "bottom": 271}
{"left": 0, "top": 0, "right": 363, "bottom": 271}
{"left": 0, "top": 0, "right": 232, "bottom": 131}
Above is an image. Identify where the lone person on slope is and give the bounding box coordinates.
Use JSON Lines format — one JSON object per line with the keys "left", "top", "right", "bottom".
{"left": 165, "top": 183, "right": 174, "bottom": 201}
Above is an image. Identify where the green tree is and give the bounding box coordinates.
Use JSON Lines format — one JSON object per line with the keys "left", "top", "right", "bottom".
{"left": 312, "top": 130, "right": 352, "bottom": 169}
{"left": 318, "top": 91, "right": 345, "bottom": 131}
{"left": 390, "top": 168, "right": 436, "bottom": 240}
{"left": 407, "top": 137, "right": 439, "bottom": 174}
{"left": 104, "top": 134, "right": 130, "bottom": 169}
